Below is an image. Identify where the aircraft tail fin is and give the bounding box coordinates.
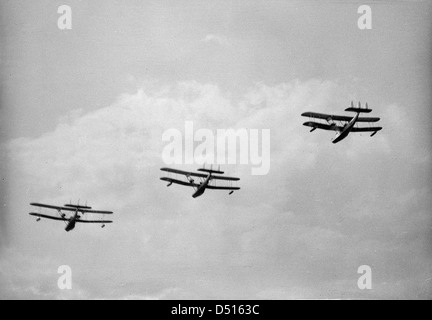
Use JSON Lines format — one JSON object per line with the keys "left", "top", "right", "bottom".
{"left": 197, "top": 164, "right": 224, "bottom": 175}
{"left": 345, "top": 101, "right": 372, "bottom": 113}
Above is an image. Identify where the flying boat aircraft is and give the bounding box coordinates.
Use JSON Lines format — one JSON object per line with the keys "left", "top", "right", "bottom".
{"left": 160, "top": 165, "right": 240, "bottom": 198}
{"left": 29, "top": 202, "right": 113, "bottom": 232}
{"left": 301, "top": 101, "right": 382, "bottom": 143}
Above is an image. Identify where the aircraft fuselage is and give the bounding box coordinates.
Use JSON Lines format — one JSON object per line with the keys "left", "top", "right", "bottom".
{"left": 332, "top": 112, "right": 360, "bottom": 144}
{"left": 65, "top": 210, "right": 79, "bottom": 232}
{"left": 192, "top": 174, "right": 212, "bottom": 198}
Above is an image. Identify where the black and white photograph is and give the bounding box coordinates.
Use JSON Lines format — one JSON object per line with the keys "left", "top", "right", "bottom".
{"left": 0, "top": 0, "right": 431, "bottom": 302}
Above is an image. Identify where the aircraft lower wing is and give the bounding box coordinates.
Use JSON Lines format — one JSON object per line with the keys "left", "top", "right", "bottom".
{"left": 211, "top": 175, "right": 240, "bottom": 181}
{"left": 29, "top": 212, "right": 67, "bottom": 221}
{"left": 355, "top": 117, "right": 380, "bottom": 123}
{"left": 206, "top": 185, "right": 240, "bottom": 190}
{"left": 76, "top": 219, "right": 113, "bottom": 224}
{"left": 302, "top": 112, "right": 380, "bottom": 123}
{"left": 160, "top": 167, "right": 208, "bottom": 178}
{"left": 351, "top": 127, "right": 383, "bottom": 132}
{"left": 160, "top": 177, "right": 200, "bottom": 187}
{"left": 303, "top": 121, "right": 342, "bottom": 131}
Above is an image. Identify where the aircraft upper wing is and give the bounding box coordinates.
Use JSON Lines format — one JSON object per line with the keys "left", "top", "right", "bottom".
{"left": 29, "top": 212, "right": 67, "bottom": 221}
{"left": 303, "top": 121, "right": 342, "bottom": 131}
{"left": 80, "top": 209, "right": 113, "bottom": 214}
{"left": 302, "top": 112, "right": 352, "bottom": 122}
{"left": 162, "top": 168, "right": 239, "bottom": 181}
{"left": 30, "top": 203, "right": 113, "bottom": 214}
{"left": 160, "top": 168, "right": 208, "bottom": 178}
{"left": 30, "top": 203, "right": 76, "bottom": 212}
{"left": 76, "top": 219, "right": 113, "bottom": 224}
{"left": 301, "top": 112, "right": 380, "bottom": 123}
{"left": 351, "top": 127, "right": 383, "bottom": 132}
{"left": 160, "top": 177, "right": 200, "bottom": 187}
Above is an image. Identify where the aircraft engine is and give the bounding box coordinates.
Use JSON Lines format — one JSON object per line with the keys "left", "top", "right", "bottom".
{"left": 187, "top": 176, "right": 194, "bottom": 183}
{"left": 101, "top": 224, "right": 106, "bottom": 229}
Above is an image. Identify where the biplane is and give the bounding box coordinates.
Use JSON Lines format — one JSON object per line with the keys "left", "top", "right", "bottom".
{"left": 301, "top": 101, "right": 382, "bottom": 144}
{"left": 29, "top": 202, "right": 113, "bottom": 232}
{"left": 160, "top": 165, "right": 240, "bottom": 198}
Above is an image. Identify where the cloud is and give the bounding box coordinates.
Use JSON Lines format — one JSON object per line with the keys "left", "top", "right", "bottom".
{"left": 2, "top": 79, "right": 431, "bottom": 299}
{"left": 202, "top": 34, "right": 229, "bottom": 46}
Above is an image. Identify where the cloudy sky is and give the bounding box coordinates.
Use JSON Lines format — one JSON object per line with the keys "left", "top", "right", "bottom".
{"left": 1, "top": 0, "right": 431, "bottom": 299}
